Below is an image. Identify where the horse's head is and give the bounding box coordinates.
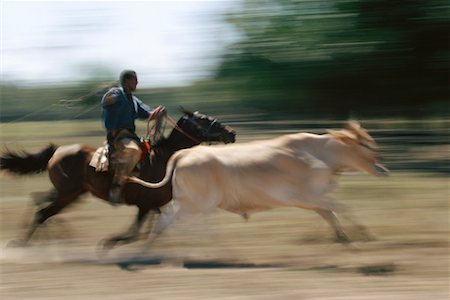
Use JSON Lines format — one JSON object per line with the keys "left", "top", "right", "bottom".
{"left": 177, "top": 107, "right": 236, "bottom": 144}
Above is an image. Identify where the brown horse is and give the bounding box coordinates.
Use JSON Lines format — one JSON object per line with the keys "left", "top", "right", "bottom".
{"left": 0, "top": 108, "right": 235, "bottom": 248}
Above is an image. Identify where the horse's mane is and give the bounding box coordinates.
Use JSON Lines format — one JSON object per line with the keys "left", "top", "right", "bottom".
{"left": 151, "top": 136, "right": 170, "bottom": 149}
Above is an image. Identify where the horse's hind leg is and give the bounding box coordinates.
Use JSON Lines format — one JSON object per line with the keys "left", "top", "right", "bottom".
{"left": 22, "top": 190, "right": 82, "bottom": 245}
{"left": 31, "top": 189, "right": 59, "bottom": 207}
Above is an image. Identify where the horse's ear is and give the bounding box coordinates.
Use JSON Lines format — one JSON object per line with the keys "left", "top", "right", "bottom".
{"left": 179, "top": 106, "right": 193, "bottom": 117}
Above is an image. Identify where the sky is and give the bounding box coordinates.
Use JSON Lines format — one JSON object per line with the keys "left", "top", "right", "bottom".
{"left": 0, "top": 0, "right": 241, "bottom": 88}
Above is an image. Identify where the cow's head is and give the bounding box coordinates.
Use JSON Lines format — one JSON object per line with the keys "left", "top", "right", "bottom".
{"left": 328, "top": 120, "right": 389, "bottom": 176}
{"left": 178, "top": 107, "right": 236, "bottom": 144}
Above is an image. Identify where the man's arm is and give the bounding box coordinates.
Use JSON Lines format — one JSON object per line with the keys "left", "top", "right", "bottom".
{"left": 135, "top": 97, "right": 152, "bottom": 119}
{"left": 101, "top": 89, "right": 119, "bottom": 107}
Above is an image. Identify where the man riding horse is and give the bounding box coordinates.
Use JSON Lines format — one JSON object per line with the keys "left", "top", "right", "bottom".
{"left": 101, "top": 69, "right": 164, "bottom": 204}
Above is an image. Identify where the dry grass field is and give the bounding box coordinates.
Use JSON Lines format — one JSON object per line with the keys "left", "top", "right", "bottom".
{"left": 1, "top": 120, "right": 448, "bottom": 299}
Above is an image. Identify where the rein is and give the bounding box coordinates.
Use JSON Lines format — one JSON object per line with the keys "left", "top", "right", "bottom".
{"left": 145, "top": 111, "right": 202, "bottom": 145}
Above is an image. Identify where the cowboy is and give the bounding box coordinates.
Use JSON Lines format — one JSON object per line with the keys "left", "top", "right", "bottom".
{"left": 101, "top": 69, "right": 164, "bottom": 204}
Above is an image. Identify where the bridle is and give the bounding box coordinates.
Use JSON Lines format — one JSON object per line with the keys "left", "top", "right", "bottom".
{"left": 186, "top": 117, "right": 222, "bottom": 142}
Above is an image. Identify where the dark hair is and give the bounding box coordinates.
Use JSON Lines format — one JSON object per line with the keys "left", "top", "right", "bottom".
{"left": 119, "top": 70, "right": 137, "bottom": 87}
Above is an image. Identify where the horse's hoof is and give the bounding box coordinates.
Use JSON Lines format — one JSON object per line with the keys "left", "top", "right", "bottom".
{"left": 362, "top": 234, "right": 377, "bottom": 242}
{"left": 354, "top": 231, "right": 377, "bottom": 242}
{"left": 335, "top": 234, "right": 351, "bottom": 244}
{"left": 7, "top": 239, "right": 29, "bottom": 248}
{"left": 98, "top": 238, "right": 117, "bottom": 251}
{"left": 95, "top": 239, "right": 116, "bottom": 260}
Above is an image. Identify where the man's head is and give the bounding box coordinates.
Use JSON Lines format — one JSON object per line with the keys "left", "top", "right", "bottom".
{"left": 120, "top": 70, "right": 138, "bottom": 93}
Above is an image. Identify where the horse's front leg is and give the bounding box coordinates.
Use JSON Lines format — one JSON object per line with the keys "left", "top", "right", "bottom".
{"left": 102, "top": 208, "right": 160, "bottom": 250}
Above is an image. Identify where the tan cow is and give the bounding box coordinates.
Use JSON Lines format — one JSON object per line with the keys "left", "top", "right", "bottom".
{"left": 129, "top": 121, "right": 389, "bottom": 246}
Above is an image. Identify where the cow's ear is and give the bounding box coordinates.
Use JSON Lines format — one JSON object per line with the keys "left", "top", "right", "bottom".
{"left": 179, "top": 106, "right": 194, "bottom": 117}
{"left": 346, "top": 120, "right": 361, "bottom": 134}
{"left": 328, "top": 129, "right": 357, "bottom": 145}
{"left": 346, "top": 120, "right": 374, "bottom": 143}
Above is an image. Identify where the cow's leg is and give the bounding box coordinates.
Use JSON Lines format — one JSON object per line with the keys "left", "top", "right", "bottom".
{"left": 338, "top": 208, "right": 375, "bottom": 241}
{"left": 314, "top": 208, "right": 350, "bottom": 243}
{"left": 294, "top": 194, "right": 351, "bottom": 243}
{"left": 322, "top": 196, "right": 374, "bottom": 241}
{"left": 140, "top": 203, "right": 181, "bottom": 254}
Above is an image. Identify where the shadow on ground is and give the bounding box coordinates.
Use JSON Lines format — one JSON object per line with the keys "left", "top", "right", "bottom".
{"left": 111, "top": 256, "right": 282, "bottom": 271}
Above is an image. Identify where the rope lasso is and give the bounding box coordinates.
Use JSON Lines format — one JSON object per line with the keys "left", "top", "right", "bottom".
{"left": 59, "top": 81, "right": 119, "bottom": 108}
{"left": 146, "top": 106, "right": 167, "bottom": 145}
{"left": 1, "top": 81, "right": 119, "bottom": 125}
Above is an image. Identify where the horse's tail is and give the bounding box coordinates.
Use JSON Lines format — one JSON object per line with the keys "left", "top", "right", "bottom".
{"left": 128, "top": 150, "right": 182, "bottom": 189}
{"left": 0, "top": 144, "right": 57, "bottom": 175}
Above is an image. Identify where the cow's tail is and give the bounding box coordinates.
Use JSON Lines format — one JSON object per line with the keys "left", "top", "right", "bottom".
{"left": 128, "top": 151, "right": 181, "bottom": 189}
{"left": 0, "top": 144, "right": 57, "bottom": 175}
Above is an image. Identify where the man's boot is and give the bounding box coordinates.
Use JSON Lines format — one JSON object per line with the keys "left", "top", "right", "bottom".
{"left": 108, "top": 138, "right": 141, "bottom": 206}
{"left": 109, "top": 158, "right": 127, "bottom": 205}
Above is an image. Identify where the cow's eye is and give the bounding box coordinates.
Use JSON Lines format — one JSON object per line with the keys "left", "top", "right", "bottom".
{"left": 359, "top": 142, "right": 375, "bottom": 151}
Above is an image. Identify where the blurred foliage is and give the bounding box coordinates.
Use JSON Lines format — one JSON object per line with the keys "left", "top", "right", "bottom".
{"left": 214, "top": 0, "right": 449, "bottom": 118}
{"left": 0, "top": 0, "right": 448, "bottom": 122}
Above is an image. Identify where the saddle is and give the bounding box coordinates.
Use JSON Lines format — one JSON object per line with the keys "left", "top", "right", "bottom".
{"left": 89, "top": 144, "right": 109, "bottom": 172}
{"left": 89, "top": 140, "right": 152, "bottom": 172}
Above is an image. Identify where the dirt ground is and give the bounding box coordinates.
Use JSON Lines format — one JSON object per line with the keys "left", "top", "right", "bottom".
{"left": 1, "top": 171, "right": 449, "bottom": 300}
